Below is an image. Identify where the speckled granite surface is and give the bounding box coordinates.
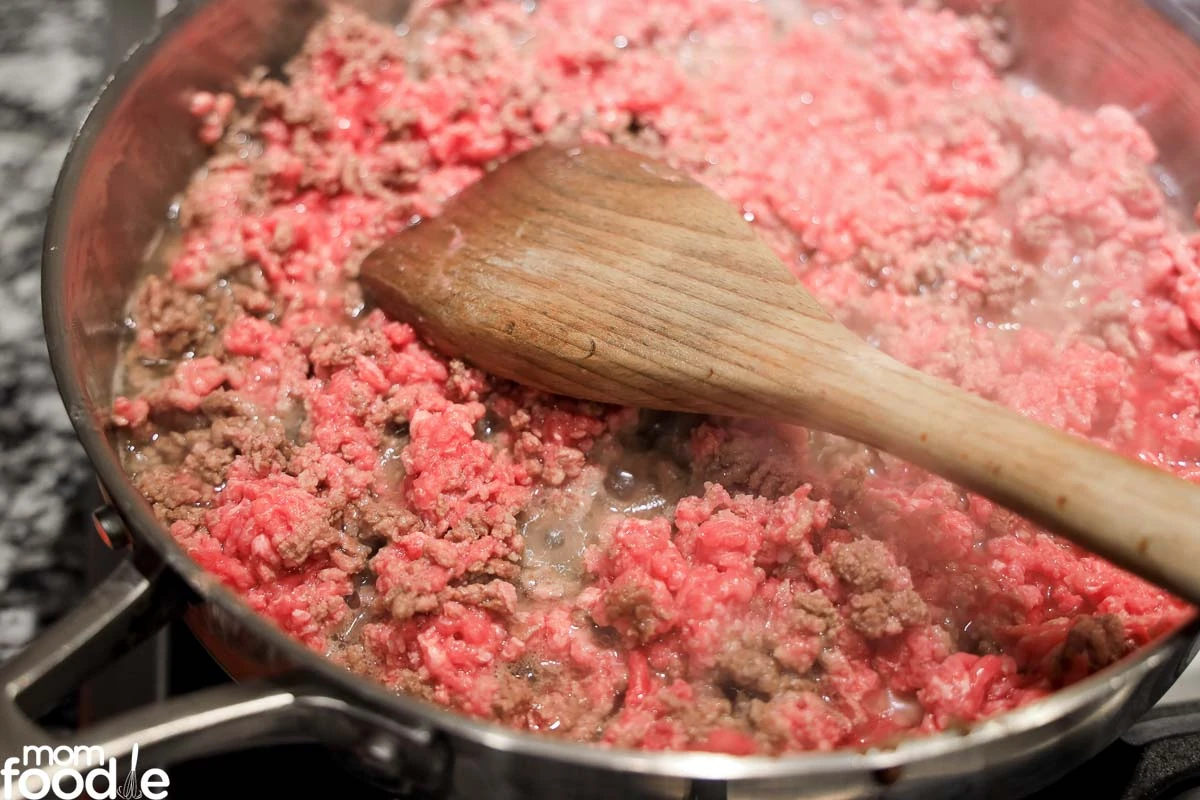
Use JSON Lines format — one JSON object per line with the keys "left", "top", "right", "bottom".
{"left": 0, "top": 0, "right": 111, "bottom": 663}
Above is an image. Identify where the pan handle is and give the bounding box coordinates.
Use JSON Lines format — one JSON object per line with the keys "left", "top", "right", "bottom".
{"left": 0, "top": 548, "right": 449, "bottom": 798}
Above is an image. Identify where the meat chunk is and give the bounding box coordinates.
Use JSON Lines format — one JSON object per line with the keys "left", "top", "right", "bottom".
{"left": 1054, "top": 614, "right": 1132, "bottom": 679}
{"left": 848, "top": 589, "right": 928, "bottom": 640}
{"left": 831, "top": 539, "right": 894, "bottom": 592}
{"left": 134, "top": 466, "right": 210, "bottom": 527}
{"left": 717, "top": 647, "right": 782, "bottom": 696}
{"left": 131, "top": 275, "right": 215, "bottom": 357}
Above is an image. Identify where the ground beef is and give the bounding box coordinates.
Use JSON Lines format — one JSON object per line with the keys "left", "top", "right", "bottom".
{"left": 690, "top": 420, "right": 811, "bottom": 499}
{"left": 848, "top": 589, "right": 929, "bottom": 640}
{"left": 717, "top": 646, "right": 782, "bottom": 696}
{"left": 133, "top": 466, "right": 209, "bottom": 528}
{"left": 1053, "top": 614, "right": 1134, "bottom": 683}
{"left": 210, "top": 416, "right": 291, "bottom": 471}
{"left": 109, "top": 0, "right": 1198, "bottom": 756}
{"left": 131, "top": 275, "right": 214, "bottom": 359}
{"left": 180, "top": 437, "right": 235, "bottom": 487}
{"left": 830, "top": 538, "right": 896, "bottom": 592}
{"left": 600, "top": 579, "right": 672, "bottom": 644}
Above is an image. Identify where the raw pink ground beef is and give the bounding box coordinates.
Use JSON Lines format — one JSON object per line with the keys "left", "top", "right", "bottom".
{"left": 111, "top": 0, "right": 1200, "bottom": 755}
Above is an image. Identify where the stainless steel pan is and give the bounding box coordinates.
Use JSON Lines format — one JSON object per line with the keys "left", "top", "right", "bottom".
{"left": 9, "top": 1, "right": 1200, "bottom": 797}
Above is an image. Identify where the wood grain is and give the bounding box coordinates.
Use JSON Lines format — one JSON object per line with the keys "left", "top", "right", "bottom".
{"left": 361, "top": 142, "right": 1200, "bottom": 605}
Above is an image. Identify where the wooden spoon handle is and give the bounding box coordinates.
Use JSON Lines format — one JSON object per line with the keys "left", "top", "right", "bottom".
{"left": 813, "top": 347, "right": 1200, "bottom": 605}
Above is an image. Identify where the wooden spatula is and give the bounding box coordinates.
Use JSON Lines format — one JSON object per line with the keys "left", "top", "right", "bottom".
{"left": 360, "top": 142, "right": 1200, "bottom": 605}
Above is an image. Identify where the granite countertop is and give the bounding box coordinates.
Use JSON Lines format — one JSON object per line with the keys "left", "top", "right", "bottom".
{"left": 0, "top": 0, "right": 113, "bottom": 663}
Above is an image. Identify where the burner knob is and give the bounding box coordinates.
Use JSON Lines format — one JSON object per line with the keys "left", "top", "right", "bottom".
{"left": 92, "top": 505, "right": 132, "bottom": 550}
